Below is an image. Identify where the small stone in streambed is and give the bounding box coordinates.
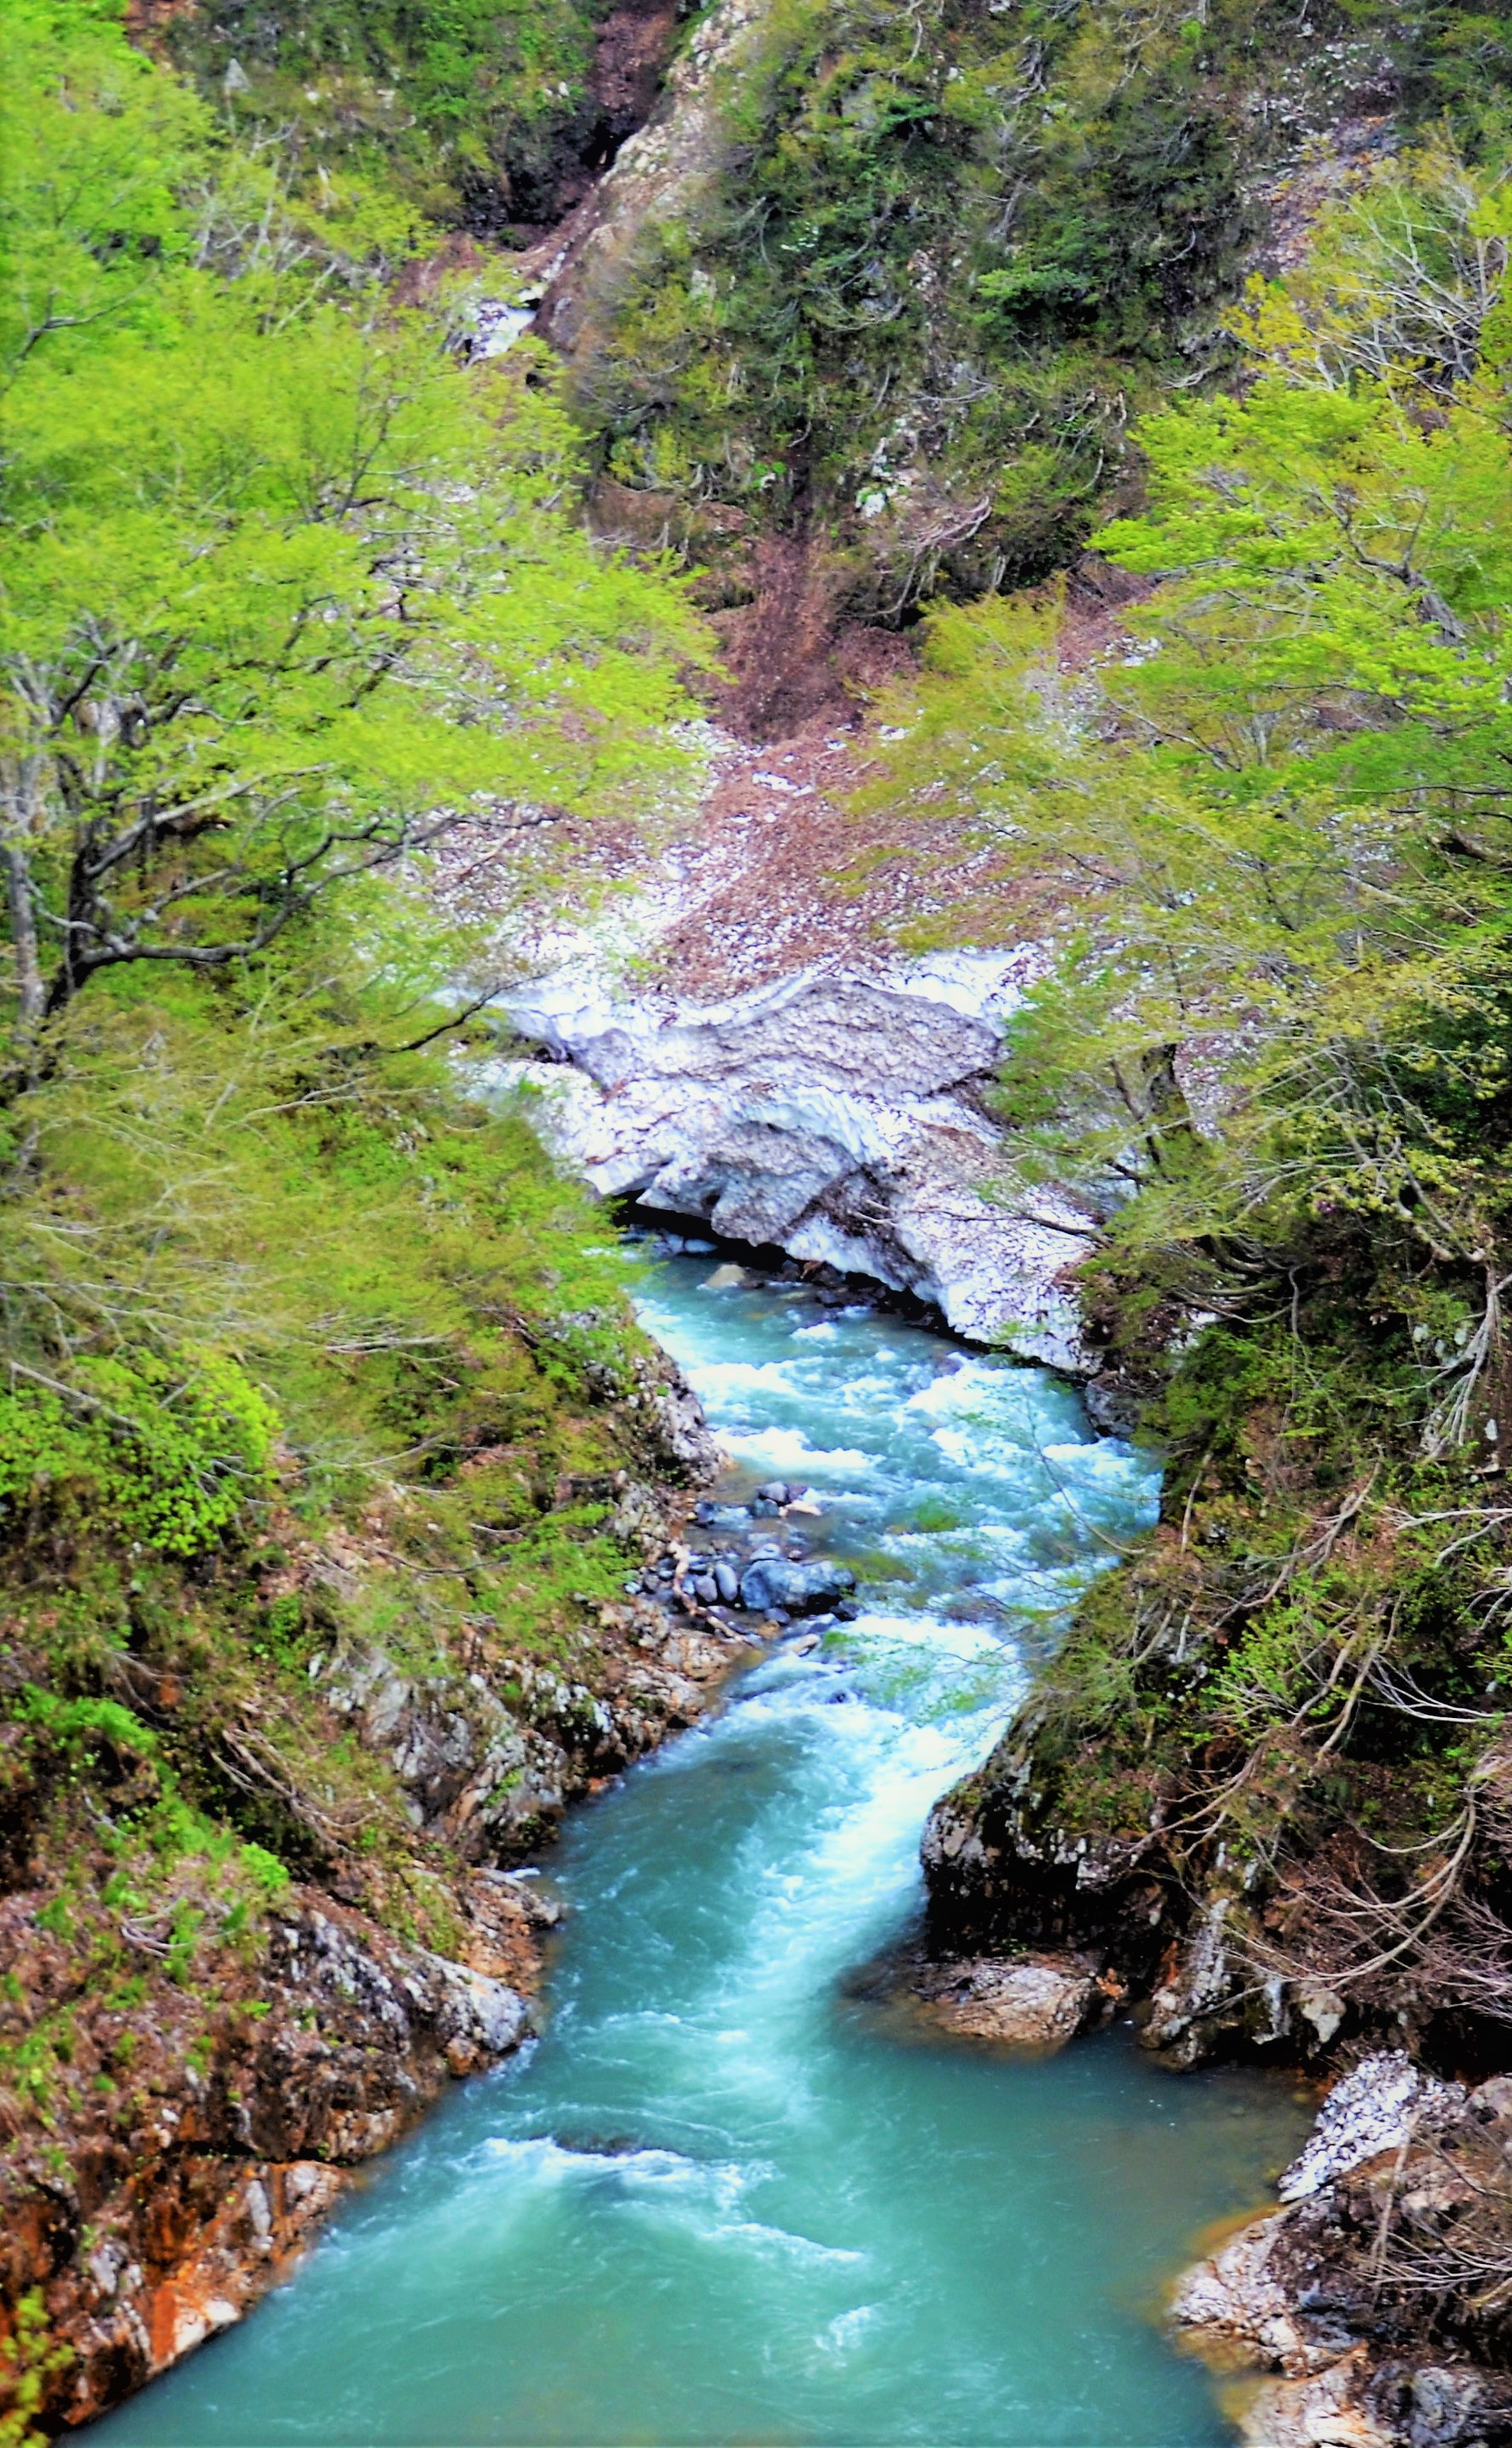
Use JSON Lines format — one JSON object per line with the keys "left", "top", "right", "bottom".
{"left": 714, "top": 1562, "right": 739, "bottom": 1603}
{"left": 694, "top": 1574, "right": 719, "bottom": 1604}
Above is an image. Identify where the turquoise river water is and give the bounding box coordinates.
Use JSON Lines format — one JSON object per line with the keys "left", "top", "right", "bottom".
{"left": 100, "top": 1251, "right": 1308, "bottom": 2446}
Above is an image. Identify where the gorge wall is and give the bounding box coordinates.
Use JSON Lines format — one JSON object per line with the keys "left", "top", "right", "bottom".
{"left": 496, "top": 951, "right": 1095, "bottom": 1371}
{"left": 1, "top": 1330, "right": 736, "bottom": 2434}
{"left": 16, "top": 3, "right": 1512, "bottom": 2442}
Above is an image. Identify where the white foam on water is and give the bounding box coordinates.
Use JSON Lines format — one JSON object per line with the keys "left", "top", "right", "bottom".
{"left": 721, "top": 1426, "right": 874, "bottom": 1474}
{"left": 902, "top": 1359, "right": 1020, "bottom": 1417}
{"left": 816, "top": 2305, "right": 881, "bottom": 2360}
{"left": 679, "top": 1357, "right": 802, "bottom": 1399}
{"left": 474, "top": 2080, "right": 867, "bottom": 2279}
{"left": 840, "top": 1609, "right": 1008, "bottom": 1661}
{"left": 673, "top": 1640, "right": 1014, "bottom": 2083}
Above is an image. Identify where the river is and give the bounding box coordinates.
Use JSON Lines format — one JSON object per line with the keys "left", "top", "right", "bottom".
{"left": 99, "top": 1249, "right": 1307, "bottom": 2445}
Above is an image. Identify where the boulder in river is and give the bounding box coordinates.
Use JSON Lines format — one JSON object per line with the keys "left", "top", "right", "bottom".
{"left": 739, "top": 1556, "right": 857, "bottom": 1615}
{"left": 913, "top": 1954, "right": 1105, "bottom": 2050}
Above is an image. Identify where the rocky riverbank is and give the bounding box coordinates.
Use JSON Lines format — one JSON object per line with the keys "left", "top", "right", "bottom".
{"left": 912, "top": 1379, "right": 1512, "bottom": 2441}
{"left": 1172, "top": 2056, "right": 1512, "bottom": 2447}
{"left": 0, "top": 1325, "right": 747, "bottom": 2435}
{"left": 4, "top": 1300, "right": 953, "bottom": 2439}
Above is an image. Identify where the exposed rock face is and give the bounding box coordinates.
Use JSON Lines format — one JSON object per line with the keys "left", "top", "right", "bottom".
{"left": 3, "top": 1589, "right": 745, "bottom": 2434}
{"left": 0, "top": 1887, "right": 535, "bottom": 2429}
{"left": 496, "top": 954, "right": 1095, "bottom": 1368}
{"left": 532, "top": 0, "right": 767, "bottom": 363}
{"left": 1171, "top": 2058, "right": 1512, "bottom": 2448}
{"left": 317, "top": 1597, "right": 739, "bottom": 1859}
{"left": 1278, "top": 2055, "right": 1464, "bottom": 2206}
{"left": 919, "top": 1698, "right": 1172, "bottom": 1971}
{"left": 918, "top": 1703, "right": 1378, "bottom": 2073}
{"left": 912, "top": 1954, "right": 1106, "bottom": 2050}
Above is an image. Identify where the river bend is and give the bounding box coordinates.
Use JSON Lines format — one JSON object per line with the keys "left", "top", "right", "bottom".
{"left": 101, "top": 1251, "right": 1306, "bottom": 2445}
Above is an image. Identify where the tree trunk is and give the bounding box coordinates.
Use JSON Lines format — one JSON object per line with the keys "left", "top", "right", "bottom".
{"left": 1140, "top": 1040, "right": 1195, "bottom": 1172}
{"left": 3, "top": 835, "right": 44, "bottom": 1035}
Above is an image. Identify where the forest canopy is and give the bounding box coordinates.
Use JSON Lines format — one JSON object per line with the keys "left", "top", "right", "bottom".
{"left": 874, "top": 141, "right": 1512, "bottom": 1429}
{"left": 0, "top": 0, "right": 706, "bottom": 1557}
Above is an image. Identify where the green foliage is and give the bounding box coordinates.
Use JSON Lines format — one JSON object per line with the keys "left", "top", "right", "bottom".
{"left": 18, "top": 1691, "right": 290, "bottom": 1903}
{"left": 0, "top": 2288, "right": 72, "bottom": 2448}
{"left": 871, "top": 141, "right": 1512, "bottom": 1401}
{"left": 1, "top": 0, "right": 710, "bottom": 1047}
{"left": 888, "top": 138, "right": 1512, "bottom": 2028}
{"left": 0, "top": 1352, "right": 278, "bottom": 1554}
{"left": 569, "top": 0, "right": 1512, "bottom": 603}
{"left": 0, "top": 23, "right": 696, "bottom": 2290}
{"left": 167, "top": 0, "right": 603, "bottom": 232}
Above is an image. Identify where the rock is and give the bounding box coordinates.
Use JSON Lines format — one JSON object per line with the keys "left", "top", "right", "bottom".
{"left": 1239, "top": 2349, "right": 1395, "bottom": 2448}
{"left": 1170, "top": 2067, "right": 1512, "bottom": 2448}
{"left": 1170, "top": 2212, "right": 1332, "bottom": 2377}
{"left": 714, "top": 1561, "right": 739, "bottom": 1603}
{"left": 1141, "top": 1899, "right": 1238, "bottom": 2066}
{"left": 694, "top": 1572, "right": 719, "bottom": 1603}
{"left": 914, "top": 1955, "right": 1103, "bottom": 2049}
{"left": 629, "top": 1348, "right": 723, "bottom": 1480}
{"left": 738, "top": 1556, "right": 857, "bottom": 1614}
{"left": 427, "top": 1959, "right": 530, "bottom": 2076}
{"left": 1204, "top": 2345, "right": 1494, "bottom": 2448}
{"left": 1278, "top": 2054, "right": 1464, "bottom": 2204}
{"left": 491, "top": 957, "right": 1095, "bottom": 1367}
{"left": 1083, "top": 1371, "right": 1145, "bottom": 1437}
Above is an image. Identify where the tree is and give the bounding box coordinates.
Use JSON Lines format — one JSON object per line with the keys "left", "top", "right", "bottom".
{"left": 0, "top": 0, "right": 709, "bottom": 1067}
{"left": 869, "top": 142, "right": 1512, "bottom": 1365}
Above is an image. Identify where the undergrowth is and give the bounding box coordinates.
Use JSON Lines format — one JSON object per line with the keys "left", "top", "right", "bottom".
{"left": 994, "top": 1267, "right": 1512, "bottom": 2068}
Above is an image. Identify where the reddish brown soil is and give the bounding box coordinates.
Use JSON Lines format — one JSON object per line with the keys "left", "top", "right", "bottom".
{"left": 433, "top": 554, "right": 1149, "bottom": 1004}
